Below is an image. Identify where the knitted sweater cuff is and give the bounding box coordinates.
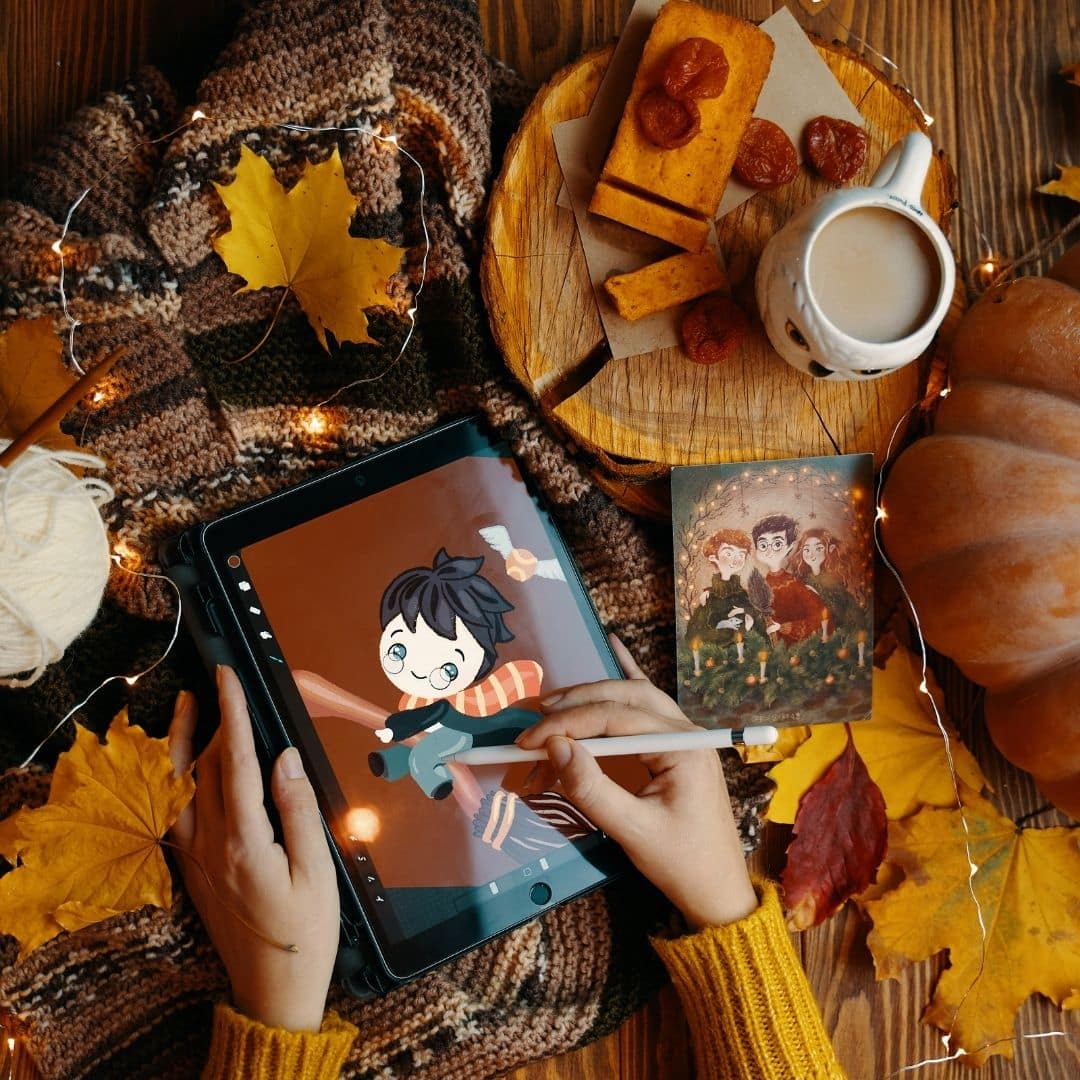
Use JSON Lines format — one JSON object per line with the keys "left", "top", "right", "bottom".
{"left": 202, "top": 1002, "right": 358, "bottom": 1080}
{"left": 650, "top": 880, "right": 846, "bottom": 1080}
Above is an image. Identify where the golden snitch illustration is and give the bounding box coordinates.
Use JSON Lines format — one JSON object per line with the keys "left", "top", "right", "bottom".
{"left": 479, "top": 526, "right": 567, "bottom": 583}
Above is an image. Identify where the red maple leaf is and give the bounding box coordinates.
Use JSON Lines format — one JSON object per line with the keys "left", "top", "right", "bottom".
{"left": 781, "top": 729, "right": 887, "bottom": 929}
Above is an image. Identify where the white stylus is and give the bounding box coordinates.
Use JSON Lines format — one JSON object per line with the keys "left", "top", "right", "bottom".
{"left": 447, "top": 725, "right": 780, "bottom": 765}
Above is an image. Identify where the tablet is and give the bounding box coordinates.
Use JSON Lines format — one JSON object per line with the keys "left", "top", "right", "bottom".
{"left": 165, "top": 417, "right": 643, "bottom": 985}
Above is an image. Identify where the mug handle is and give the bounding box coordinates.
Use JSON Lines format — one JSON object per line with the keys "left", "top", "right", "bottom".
{"left": 869, "top": 131, "right": 933, "bottom": 207}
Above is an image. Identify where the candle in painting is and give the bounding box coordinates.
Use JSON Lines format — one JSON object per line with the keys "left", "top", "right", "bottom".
{"left": 856, "top": 629, "right": 867, "bottom": 667}
{"left": 758, "top": 648, "right": 769, "bottom": 681}
{"left": 691, "top": 637, "right": 703, "bottom": 676}
{"left": 735, "top": 630, "right": 745, "bottom": 663}
{"left": 820, "top": 607, "right": 830, "bottom": 643}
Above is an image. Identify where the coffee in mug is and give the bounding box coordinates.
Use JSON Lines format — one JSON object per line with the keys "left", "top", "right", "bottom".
{"left": 755, "top": 132, "right": 956, "bottom": 381}
{"left": 808, "top": 207, "right": 941, "bottom": 344}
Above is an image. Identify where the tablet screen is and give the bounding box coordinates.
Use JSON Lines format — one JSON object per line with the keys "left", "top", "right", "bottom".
{"left": 218, "top": 443, "right": 644, "bottom": 976}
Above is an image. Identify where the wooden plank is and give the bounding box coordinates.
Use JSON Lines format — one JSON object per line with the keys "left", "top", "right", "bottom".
{"left": 952, "top": 0, "right": 1080, "bottom": 273}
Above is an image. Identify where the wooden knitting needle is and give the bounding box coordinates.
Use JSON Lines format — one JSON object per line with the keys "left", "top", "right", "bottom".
{"left": 0, "top": 345, "right": 127, "bottom": 468}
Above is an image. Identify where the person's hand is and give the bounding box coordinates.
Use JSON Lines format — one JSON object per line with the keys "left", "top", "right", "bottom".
{"left": 767, "top": 621, "right": 781, "bottom": 636}
{"left": 517, "top": 636, "right": 758, "bottom": 931}
{"left": 168, "top": 667, "right": 340, "bottom": 1032}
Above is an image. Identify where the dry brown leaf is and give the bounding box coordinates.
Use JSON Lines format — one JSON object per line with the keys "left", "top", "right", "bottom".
{"left": 0, "top": 710, "right": 194, "bottom": 958}
{"left": 212, "top": 145, "right": 406, "bottom": 351}
{"left": 781, "top": 733, "right": 887, "bottom": 929}
{"left": 0, "top": 319, "right": 79, "bottom": 452}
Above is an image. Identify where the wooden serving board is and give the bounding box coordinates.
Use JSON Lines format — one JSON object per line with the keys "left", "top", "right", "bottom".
{"left": 481, "top": 38, "right": 959, "bottom": 514}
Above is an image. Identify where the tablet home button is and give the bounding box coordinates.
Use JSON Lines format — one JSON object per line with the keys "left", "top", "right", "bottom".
{"left": 529, "top": 882, "right": 552, "bottom": 906}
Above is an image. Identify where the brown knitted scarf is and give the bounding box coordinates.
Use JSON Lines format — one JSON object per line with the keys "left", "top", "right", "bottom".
{"left": 0, "top": 2, "right": 772, "bottom": 1075}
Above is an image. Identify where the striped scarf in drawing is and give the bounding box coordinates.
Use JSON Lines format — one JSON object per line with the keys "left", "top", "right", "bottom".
{"left": 397, "top": 659, "right": 543, "bottom": 715}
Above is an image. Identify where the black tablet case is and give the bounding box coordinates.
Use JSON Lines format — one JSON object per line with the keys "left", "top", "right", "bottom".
{"left": 160, "top": 417, "right": 624, "bottom": 1000}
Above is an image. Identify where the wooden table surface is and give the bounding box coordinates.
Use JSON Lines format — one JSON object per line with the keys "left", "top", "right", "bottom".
{"left": 3, "top": 2, "right": 1079, "bottom": 1078}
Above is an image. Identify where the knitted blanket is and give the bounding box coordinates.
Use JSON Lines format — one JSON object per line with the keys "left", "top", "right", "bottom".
{"left": 0, "top": 2, "right": 772, "bottom": 1076}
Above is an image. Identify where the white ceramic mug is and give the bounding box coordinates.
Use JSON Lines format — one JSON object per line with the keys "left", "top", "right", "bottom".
{"left": 755, "top": 131, "right": 955, "bottom": 381}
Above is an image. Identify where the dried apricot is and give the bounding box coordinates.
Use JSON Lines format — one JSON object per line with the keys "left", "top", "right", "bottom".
{"left": 681, "top": 295, "right": 748, "bottom": 365}
{"left": 733, "top": 118, "right": 798, "bottom": 189}
{"left": 662, "top": 38, "right": 729, "bottom": 101}
{"left": 636, "top": 88, "right": 701, "bottom": 150}
{"left": 804, "top": 116, "right": 869, "bottom": 182}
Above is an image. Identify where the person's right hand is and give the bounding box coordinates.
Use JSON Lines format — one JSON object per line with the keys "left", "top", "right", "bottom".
{"left": 517, "top": 636, "right": 758, "bottom": 931}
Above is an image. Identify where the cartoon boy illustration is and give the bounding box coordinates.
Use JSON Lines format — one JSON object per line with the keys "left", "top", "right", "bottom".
{"left": 368, "top": 549, "right": 543, "bottom": 800}
{"left": 751, "top": 514, "right": 823, "bottom": 646}
{"left": 685, "top": 530, "right": 755, "bottom": 670}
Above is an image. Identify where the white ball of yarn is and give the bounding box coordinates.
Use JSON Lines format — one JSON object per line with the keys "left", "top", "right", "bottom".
{"left": 0, "top": 440, "right": 114, "bottom": 687}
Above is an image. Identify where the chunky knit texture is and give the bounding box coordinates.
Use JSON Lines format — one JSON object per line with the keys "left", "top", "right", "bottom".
{"left": 202, "top": 883, "right": 846, "bottom": 1080}
{"left": 653, "top": 882, "right": 847, "bottom": 1080}
{"left": 203, "top": 1005, "right": 359, "bottom": 1079}
{"left": 0, "top": 2, "right": 774, "bottom": 1076}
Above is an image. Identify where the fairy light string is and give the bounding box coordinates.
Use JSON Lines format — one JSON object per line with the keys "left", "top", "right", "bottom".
{"left": 20, "top": 38, "right": 1079, "bottom": 1073}
{"left": 17, "top": 556, "right": 183, "bottom": 769}
{"left": 875, "top": 395, "right": 1077, "bottom": 1070}
{"left": 808, "top": 4, "right": 1080, "bottom": 293}
{"left": 22, "top": 107, "right": 434, "bottom": 768}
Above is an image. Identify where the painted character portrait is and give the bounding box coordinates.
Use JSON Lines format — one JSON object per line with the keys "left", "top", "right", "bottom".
{"left": 789, "top": 527, "right": 865, "bottom": 634}
{"left": 750, "top": 513, "right": 824, "bottom": 647}
{"left": 368, "top": 549, "right": 543, "bottom": 800}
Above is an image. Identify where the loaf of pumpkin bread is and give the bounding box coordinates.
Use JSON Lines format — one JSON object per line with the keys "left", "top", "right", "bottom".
{"left": 590, "top": 2, "right": 774, "bottom": 251}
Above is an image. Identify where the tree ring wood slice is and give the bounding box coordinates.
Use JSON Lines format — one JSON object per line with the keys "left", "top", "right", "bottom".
{"left": 481, "top": 38, "right": 959, "bottom": 516}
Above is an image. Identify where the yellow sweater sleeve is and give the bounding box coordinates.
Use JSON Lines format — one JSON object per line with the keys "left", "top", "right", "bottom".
{"left": 651, "top": 880, "right": 846, "bottom": 1080}
{"left": 202, "top": 1003, "right": 358, "bottom": 1080}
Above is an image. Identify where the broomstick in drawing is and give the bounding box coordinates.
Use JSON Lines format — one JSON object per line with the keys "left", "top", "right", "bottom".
{"left": 747, "top": 568, "right": 777, "bottom": 645}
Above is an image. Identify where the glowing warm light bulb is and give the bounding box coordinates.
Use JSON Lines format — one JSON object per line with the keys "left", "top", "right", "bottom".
{"left": 300, "top": 409, "right": 329, "bottom": 436}
{"left": 875, "top": 506, "right": 887, "bottom": 522}
{"left": 343, "top": 805, "right": 381, "bottom": 843}
{"left": 191, "top": 110, "right": 207, "bottom": 121}
{"left": 112, "top": 541, "right": 139, "bottom": 565}
{"left": 51, "top": 239, "right": 63, "bottom": 254}
{"left": 91, "top": 389, "right": 106, "bottom": 404}
{"left": 125, "top": 675, "right": 139, "bottom": 686}
{"left": 923, "top": 113, "right": 935, "bottom": 127}
{"left": 939, "top": 386, "right": 951, "bottom": 398}
{"left": 918, "top": 679, "right": 929, "bottom": 694}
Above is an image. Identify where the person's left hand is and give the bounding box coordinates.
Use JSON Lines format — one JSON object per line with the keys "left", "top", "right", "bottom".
{"left": 168, "top": 667, "right": 340, "bottom": 1032}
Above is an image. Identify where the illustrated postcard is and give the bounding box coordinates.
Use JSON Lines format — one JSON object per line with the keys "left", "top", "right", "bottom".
{"left": 671, "top": 455, "right": 874, "bottom": 729}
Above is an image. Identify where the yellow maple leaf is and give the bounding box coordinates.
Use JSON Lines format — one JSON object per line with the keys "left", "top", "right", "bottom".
{"left": 0, "top": 710, "right": 194, "bottom": 958}
{"left": 1037, "top": 164, "right": 1080, "bottom": 204}
{"left": 212, "top": 145, "right": 406, "bottom": 351}
{"left": 766, "top": 644, "right": 988, "bottom": 823}
{"left": 0, "top": 318, "right": 79, "bottom": 453}
{"left": 864, "top": 793, "right": 1080, "bottom": 1065}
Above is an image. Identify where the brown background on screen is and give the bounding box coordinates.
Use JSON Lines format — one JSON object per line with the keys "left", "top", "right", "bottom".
{"left": 242, "top": 455, "right": 643, "bottom": 888}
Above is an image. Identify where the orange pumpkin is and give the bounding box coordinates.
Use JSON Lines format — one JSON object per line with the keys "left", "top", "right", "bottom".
{"left": 881, "top": 266, "right": 1080, "bottom": 817}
